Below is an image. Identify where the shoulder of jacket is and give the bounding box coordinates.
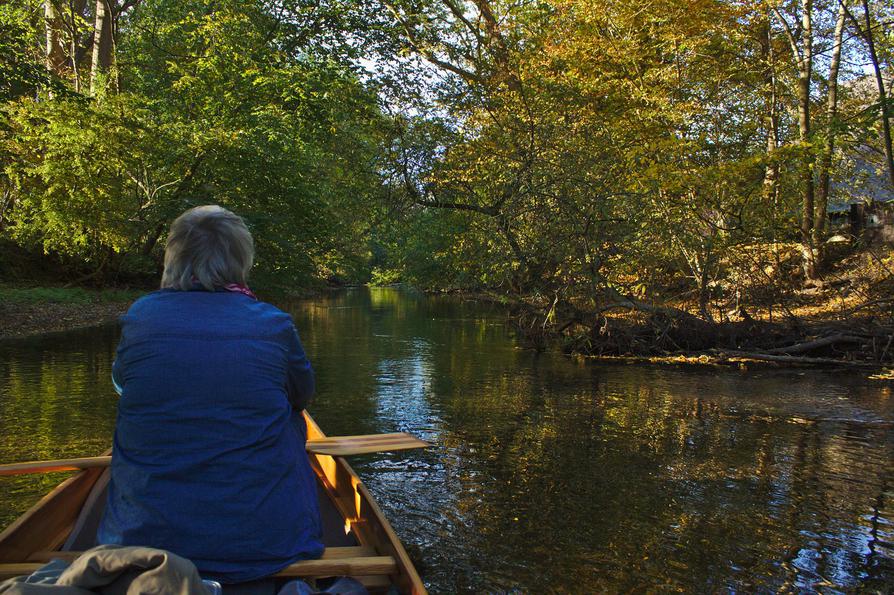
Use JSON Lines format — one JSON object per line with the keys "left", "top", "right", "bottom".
{"left": 248, "top": 300, "right": 296, "bottom": 327}
{"left": 124, "top": 290, "right": 169, "bottom": 315}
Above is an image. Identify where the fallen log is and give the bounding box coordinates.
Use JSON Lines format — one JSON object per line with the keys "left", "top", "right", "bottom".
{"left": 766, "top": 334, "right": 865, "bottom": 355}
{"left": 709, "top": 349, "right": 877, "bottom": 367}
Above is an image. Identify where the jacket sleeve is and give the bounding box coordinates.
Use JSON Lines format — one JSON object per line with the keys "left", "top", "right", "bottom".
{"left": 111, "top": 326, "right": 128, "bottom": 396}
{"left": 286, "top": 325, "right": 315, "bottom": 411}
{"left": 112, "top": 360, "right": 124, "bottom": 396}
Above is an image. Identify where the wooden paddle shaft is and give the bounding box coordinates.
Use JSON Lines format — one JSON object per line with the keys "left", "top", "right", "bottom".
{"left": 0, "top": 457, "right": 113, "bottom": 476}
{"left": 0, "top": 433, "right": 429, "bottom": 476}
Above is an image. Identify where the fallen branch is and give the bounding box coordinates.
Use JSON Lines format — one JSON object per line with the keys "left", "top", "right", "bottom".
{"left": 710, "top": 349, "right": 876, "bottom": 367}
{"left": 767, "top": 334, "right": 865, "bottom": 355}
{"left": 841, "top": 297, "right": 894, "bottom": 316}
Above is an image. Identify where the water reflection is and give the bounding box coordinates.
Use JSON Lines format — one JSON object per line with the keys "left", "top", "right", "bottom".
{"left": 375, "top": 341, "right": 440, "bottom": 435}
{"left": 0, "top": 325, "right": 120, "bottom": 529}
{"left": 1, "top": 288, "right": 892, "bottom": 592}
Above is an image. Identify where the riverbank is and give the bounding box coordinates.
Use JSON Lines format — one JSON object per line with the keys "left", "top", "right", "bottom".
{"left": 0, "top": 286, "right": 144, "bottom": 340}
{"left": 451, "top": 244, "right": 894, "bottom": 369}
{"left": 0, "top": 283, "right": 332, "bottom": 340}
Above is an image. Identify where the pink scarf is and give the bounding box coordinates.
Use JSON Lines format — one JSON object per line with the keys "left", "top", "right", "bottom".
{"left": 222, "top": 283, "right": 258, "bottom": 300}
{"left": 189, "top": 276, "right": 258, "bottom": 300}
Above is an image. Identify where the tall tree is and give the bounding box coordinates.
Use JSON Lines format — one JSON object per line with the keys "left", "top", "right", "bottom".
{"left": 772, "top": 0, "right": 817, "bottom": 277}
{"left": 758, "top": 9, "right": 781, "bottom": 208}
{"left": 814, "top": 0, "right": 848, "bottom": 263}
{"left": 44, "top": 1, "right": 66, "bottom": 77}
{"left": 90, "top": 0, "right": 114, "bottom": 95}
{"left": 773, "top": 0, "right": 816, "bottom": 279}
{"left": 66, "top": 0, "right": 89, "bottom": 92}
{"left": 848, "top": 0, "right": 894, "bottom": 188}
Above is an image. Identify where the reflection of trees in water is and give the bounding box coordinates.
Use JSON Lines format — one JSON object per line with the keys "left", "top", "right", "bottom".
{"left": 6, "top": 290, "right": 884, "bottom": 591}
{"left": 286, "top": 287, "right": 515, "bottom": 435}
{"left": 0, "top": 326, "right": 119, "bottom": 527}
{"left": 866, "top": 464, "right": 891, "bottom": 588}
{"left": 257, "top": 291, "right": 894, "bottom": 591}
{"left": 427, "top": 369, "right": 893, "bottom": 592}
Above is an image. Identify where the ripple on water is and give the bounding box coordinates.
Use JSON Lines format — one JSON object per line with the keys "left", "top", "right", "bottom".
{"left": 1, "top": 289, "right": 893, "bottom": 593}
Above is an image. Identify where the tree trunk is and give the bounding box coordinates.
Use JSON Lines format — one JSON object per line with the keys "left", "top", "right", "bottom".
{"left": 0, "top": 188, "right": 15, "bottom": 233}
{"left": 44, "top": 1, "right": 66, "bottom": 77}
{"left": 90, "top": 0, "right": 114, "bottom": 95}
{"left": 759, "top": 13, "right": 780, "bottom": 207}
{"left": 67, "top": 0, "right": 89, "bottom": 92}
{"left": 797, "top": 0, "right": 816, "bottom": 278}
{"left": 697, "top": 241, "right": 715, "bottom": 323}
{"left": 141, "top": 222, "right": 165, "bottom": 256}
{"left": 814, "top": 0, "right": 847, "bottom": 266}
{"left": 859, "top": 0, "right": 894, "bottom": 189}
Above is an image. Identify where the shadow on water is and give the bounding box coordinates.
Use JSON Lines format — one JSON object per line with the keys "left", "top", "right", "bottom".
{"left": 1, "top": 287, "right": 892, "bottom": 592}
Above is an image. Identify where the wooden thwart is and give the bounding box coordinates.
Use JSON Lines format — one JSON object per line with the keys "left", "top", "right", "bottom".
{"left": 274, "top": 556, "right": 397, "bottom": 578}
{"left": 0, "top": 550, "right": 397, "bottom": 579}
{"left": 0, "top": 433, "right": 429, "bottom": 476}
{"left": 25, "top": 546, "right": 378, "bottom": 563}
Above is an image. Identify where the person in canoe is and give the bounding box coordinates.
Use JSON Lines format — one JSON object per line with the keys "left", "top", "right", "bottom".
{"left": 97, "top": 205, "right": 324, "bottom": 594}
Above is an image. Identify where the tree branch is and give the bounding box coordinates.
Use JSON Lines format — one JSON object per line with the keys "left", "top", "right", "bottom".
{"left": 382, "top": 1, "right": 483, "bottom": 83}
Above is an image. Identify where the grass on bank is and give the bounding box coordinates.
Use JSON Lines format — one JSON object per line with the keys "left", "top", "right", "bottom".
{"left": 0, "top": 284, "right": 145, "bottom": 305}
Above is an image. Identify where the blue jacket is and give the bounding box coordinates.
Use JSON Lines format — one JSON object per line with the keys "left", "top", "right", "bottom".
{"left": 97, "top": 289, "right": 324, "bottom": 583}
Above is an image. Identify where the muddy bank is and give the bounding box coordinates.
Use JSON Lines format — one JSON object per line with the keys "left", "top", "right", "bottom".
{"left": 0, "top": 281, "right": 333, "bottom": 341}
{"left": 0, "top": 300, "right": 132, "bottom": 340}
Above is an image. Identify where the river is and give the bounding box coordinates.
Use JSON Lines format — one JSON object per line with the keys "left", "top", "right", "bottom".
{"left": 1, "top": 287, "right": 892, "bottom": 592}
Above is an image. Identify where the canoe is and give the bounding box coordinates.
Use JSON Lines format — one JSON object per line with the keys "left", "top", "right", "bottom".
{"left": 0, "top": 412, "right": 427, "bottom": 594}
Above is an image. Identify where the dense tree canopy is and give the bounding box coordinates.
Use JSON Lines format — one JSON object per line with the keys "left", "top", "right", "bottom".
{"left": 1, "top": 0, "right": 387, "bottom": 286}
{"left": 366, "top": 0, "right": 894, "bottom": 320}
{"left": 1, "top": 0, "right": 893, "bottom": 324}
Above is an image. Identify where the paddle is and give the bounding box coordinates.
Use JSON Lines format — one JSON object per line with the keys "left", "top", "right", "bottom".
{"left": 307, "top": 433, "right": 430, "bottom": 456}
{"left": 0, "top": 433, "right": 430, "bottom": 476}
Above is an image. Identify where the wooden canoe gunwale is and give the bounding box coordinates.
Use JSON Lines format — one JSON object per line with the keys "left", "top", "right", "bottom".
{"left": 304, "top": 413, "right": 426, "bottom": 595}
{"left": 0, "top": 462, "right": 107, "bottom": 562}
{"left": 0, "top": 413, "right": 427, "bottom": 594}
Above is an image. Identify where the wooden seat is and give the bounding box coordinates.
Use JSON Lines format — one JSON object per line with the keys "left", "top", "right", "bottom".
{"left": 1, "top": 546, "right": 396, "bottom": 580}
{"left": 274, "top": 555, "right": 397, "bottom": 578}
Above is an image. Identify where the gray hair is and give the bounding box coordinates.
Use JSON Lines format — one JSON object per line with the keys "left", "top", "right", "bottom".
{"left": 161, "top": 205, "right": 254, "bottom": 291}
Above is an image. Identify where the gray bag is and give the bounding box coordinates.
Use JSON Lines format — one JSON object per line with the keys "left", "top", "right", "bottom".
{"left": 0, "top": 545, "right": 214, "bottom": 595}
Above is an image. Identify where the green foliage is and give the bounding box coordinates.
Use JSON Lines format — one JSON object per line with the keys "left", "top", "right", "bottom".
{"left": 369, "top": 267, "right": 401, "bottom": 286}
{"left": 0, "top": 284, "right": 142, "bottom": 304}
{"left": 3, "top": 95, "right": 186, "bottom": 265}
{"left": 4, "top": 0, "right": 892, "bottom": 317}
{"left": 1, "top": 0, "right": 386, "bottom": 289}
{"left": 0, "top": 2, "right": 67, "bottom": 100}
{"left": 366, "top": 0, "right": 879, "bottom": 319}
{"left": 377, "top": 207, "right": 494, "bottom": 290}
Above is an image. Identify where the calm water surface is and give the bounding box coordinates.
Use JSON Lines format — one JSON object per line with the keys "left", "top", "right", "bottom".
{"left": 1, "top": 288, "right": 892, "bottom": 592}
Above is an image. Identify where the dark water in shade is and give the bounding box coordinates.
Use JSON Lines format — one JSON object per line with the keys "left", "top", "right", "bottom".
{"left": 1, "top": 288, "right": 893, "bottom": 593}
